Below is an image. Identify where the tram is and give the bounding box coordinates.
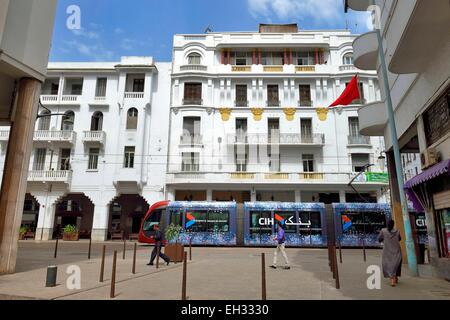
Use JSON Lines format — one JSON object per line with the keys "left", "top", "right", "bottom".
{"left": 139, "top": 201, "right": 396, "bottom": 248}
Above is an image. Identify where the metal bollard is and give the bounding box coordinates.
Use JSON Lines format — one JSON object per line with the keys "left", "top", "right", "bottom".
{"left": 132, "top": 243, "right": 137, "bottom": 274}
{"left": 123, "top": 239, "right": 126, "bottom": 260}
{"left": 54, "top": 238, "right": 59, "bottom": 259}
{"left": 100, "top": 245, "right": 106, "bottom": 283}
{"left": 46, "top": 265, "right": 58, "bottom": 287}
{"left": 189, "top": 238, "right": 192, "bottom": 261}
{"left": 333, "top": 245, "right": 340, "bottom": 289}
{"left": 362, "top": 237, "right": 367, "bottom": 262}
{"left": 182, "top": 251, "right": 187, "bottom": 300}
{"left": 261, "top": 253, "right": 267, "bottom": 300}
{"left": 88, "top": 237, "right": 92, "bottom": 260}
{"left": 110, "top": 251, "right": 117, "bottom": 299}
{"left": 339, "top": 240, "right": 343, "bottom": 264}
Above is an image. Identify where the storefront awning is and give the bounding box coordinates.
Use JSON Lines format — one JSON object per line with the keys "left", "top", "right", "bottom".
{"left": 405, "top": 159, "right": 449, "bottom": 188}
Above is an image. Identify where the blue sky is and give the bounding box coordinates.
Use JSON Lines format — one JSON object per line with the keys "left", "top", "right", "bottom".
{"left": 50, "top": 0, "right": 370, "bottom": 62}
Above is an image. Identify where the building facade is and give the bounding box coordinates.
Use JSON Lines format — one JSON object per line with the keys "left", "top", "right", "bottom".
{"left": 348, "top": 0, "right": 450, "bottom": 279}
{"left": 0, "top": 25, "right": 390, "bottom": 244}
{"left": 166, "top": 25, "right": 388, "bottom": 205}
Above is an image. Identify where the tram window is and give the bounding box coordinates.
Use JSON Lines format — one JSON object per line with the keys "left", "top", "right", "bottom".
{"left": 207, "top": 209, "right": 230, "bottom": 232}
{"left": 299, "top": 211, "right": 322, "bottom": 235}
{"left": 250, "top": 211, "right": 272, "bottom": 235}
{"left": 143, "top": 209, "right": 164, "bottom": 232}
{"left": 189, "top": 210, "right": 208, "bottom": 232}
{"left": 364, "top": 211, "right": 386, "bottom": 234}
{"left": 276, "top": 212, "right": 297, "bottom": 233}
{"left": 341, "top": 211, "right": 386, "bottom": 235}
{"left": 169, "top": 209, "right": 182, "bottom": 227}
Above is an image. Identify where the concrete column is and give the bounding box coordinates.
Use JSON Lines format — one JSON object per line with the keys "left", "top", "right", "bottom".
{"left": 376, "top": 189, "right": 384, "bottom": 203}
{"left": 387, "top": 151, "right": 408, "bottom": 263}
{"left": 206, "top": 189, "right": 213, "bottom": 202}
{"left": 251, "top": 189, "right": 257, "bottom": 202}
{"left": 0, "top": 78, "right": 41, "bottom": 274}
{"left": 166, "top": 187, "right": 175, "bottom": 201}
{"left": 92, "top": 204, "right": 110, "bottom": 241}
{"left": 339, "top": 190, "right": 346, "bottom": 203}
{"left": 295, "top": 190, "right": 302, "bottom": 203}
{"left": 35, "top": 203, "right": 57, "bottom": 241}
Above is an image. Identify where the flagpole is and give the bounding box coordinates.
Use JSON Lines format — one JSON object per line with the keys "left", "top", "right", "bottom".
{"left": 371, "top": 0, "right": 418, "bottom": 276}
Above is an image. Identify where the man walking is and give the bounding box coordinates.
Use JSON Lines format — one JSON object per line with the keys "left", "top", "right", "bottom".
{"left": 270, "top": 221, "right": 290, "bottom": 270}
{"left": 147, "top": 224, "right": 171, "bottom": 266}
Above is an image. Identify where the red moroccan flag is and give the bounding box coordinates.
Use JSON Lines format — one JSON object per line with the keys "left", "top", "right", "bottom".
{"left": 329, "top": 75, "right": 360, "bottom": 108}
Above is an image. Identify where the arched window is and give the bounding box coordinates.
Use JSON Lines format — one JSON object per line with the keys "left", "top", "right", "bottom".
{"left": 126, "top": 108, "right": 138, "bottom": 130}
{"left": 91, "top": 112, "right": 103, "bottom": 131}
{"left": 343, "top": 53, "right": 354, "bottom": 65}
{"left": 61, "top": 111, "right": 75, "bottom": 131}
{"left": 188, "top": 53, "right": 201, "bottom": 65}
{"left": 38, "top": 110, "right": 51, "bottom": 130}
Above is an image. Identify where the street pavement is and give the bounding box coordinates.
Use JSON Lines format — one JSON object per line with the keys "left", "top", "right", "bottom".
{"left": 0, "top": 241, "right": 448, "bottom": 300}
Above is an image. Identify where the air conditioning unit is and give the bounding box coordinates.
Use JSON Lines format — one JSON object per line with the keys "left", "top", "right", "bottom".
{"left": 421, "top": 148, "right": 439, "bottom": 170}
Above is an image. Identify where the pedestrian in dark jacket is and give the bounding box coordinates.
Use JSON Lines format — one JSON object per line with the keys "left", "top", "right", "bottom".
{"left": 378, "top": 220, "right": 402, "bottom": 286}
{"left": 147, "top": 224, "right": 170, "bottom": 266}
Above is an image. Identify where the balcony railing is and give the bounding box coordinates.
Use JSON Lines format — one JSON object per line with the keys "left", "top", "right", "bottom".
{"left": 94, "top": 96, "right": 107, "bottom": 102}
{"left": 298, "top": 100, "right": 313, "bottom": 107}
{"left": 228, "top": 133, "right": 325, "bottom": 146}
{"left": 231, "top": 173, "right": 255, "bottom": 180}
{"left": 348, "top": 135, "right": 371, "bottom": 145}
{"left": 28, "top": 170, "right": 72, "bottom": 184}
{"left": 61, "top": 95, "right": 80, "bottom": 103}
{"left": 263, "top": 66, "right": 283, "bottom": 72}
{"left": 83, "top": 131, "right": 106, "bottom": 144}
{"left": 182, "top": 98, "right": 203, "bottom": 106}
{"left": 40, "top": 95, "right": 59, "bottom": 103}
{"left": 232, "top": 66, "right": 251, "bottom": 72}
{"left": 124, "top": 92, "right": 144, "bottom": 99}
{"left": 339, "top": 65, "right": 356, "bottom": 71}
{"left": 264, "top": 173, "right": 289, "bottom": 180}
{"left": 0, "top": 130, "right": 10, "bottom": 141}
{"left": 296, "top": 66, "right": 316, "bottom": 72}
{"left": 180, "top": 65, "right": 208, "bottom": 72}
{"left": 235, "top": 100, "right": 249, "bottom": 107}
{"left": 180, "top": 134, "right": 203, "bottom": 146}
{"left": 34, "top": 130, "right": 76, "bottom": 143}
{"left": 266, "top": 100, "right": 280, "bottom": 107}
{"left": 299, "top": 173, "right": 324, "bottom": 180}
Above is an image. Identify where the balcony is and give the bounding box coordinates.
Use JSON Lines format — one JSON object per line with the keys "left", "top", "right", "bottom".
{"left": 295, "top": 66, "right": 316, "bottom": 72}
{"left": 339, "top": 65, "right": 357, "bottom": 72}
{"left": 266, "top": 100, "right": 280, "bottom": 107}
{"left": 124, "top": 92, "right": 144, "bottom": 99}
{"left": 298, "top": 100, "right": 313, "bottom": 107}
{"left": 299, "top": 173, "right": 324, "bottom": 181}
{"left": 348, "top": 135, "right": 371, "bottom": 146}
{"left": 180, "top": 65, "right": 208, "bottom": 72}
{"left": 40, "top": 95, "right": 59, "bottom": 104}
{"left": 82, "top": 131, "right": 106, "bottom": 144}
{"left": 180, "top": 134, "right": 203, "bottom": 146}
{"left": 358, "top": 101, "right": 388, "bottom": 136}
{"left": 28, "top": 170, "right": 72, "bottom": 184}
{"left": 227, "top": 133, "right": 325, "bottom": 146}
{"left": 182, "top": 98, "right": 203, "bottom": 106}
{"left": 34, "top": 130, "right": 77, "bottom": 144}
{"left": 0, "top": 130, "right": 10, "bottom": 141}
{"left": 346, "top": 0, "right": 371, "bottom": 11}
{"left": 353, "top": 31, "right": 378, "bottom": 70}
{"left": 61, "top": 95, "right": 81, "bottom": 104}
{"left": 264, "top": 173, "right": 289, "bottom": 180}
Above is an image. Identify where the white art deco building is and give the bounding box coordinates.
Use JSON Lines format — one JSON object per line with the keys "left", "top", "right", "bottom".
{"left": 0, "top": 24, "right": 389, "bottom": 242}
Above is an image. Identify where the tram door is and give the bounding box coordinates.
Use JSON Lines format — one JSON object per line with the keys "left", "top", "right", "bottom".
{"left": 236, "top": 204, "right": 245, "bottom": 246}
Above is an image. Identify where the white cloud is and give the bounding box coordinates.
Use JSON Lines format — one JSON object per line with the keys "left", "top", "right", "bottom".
{"left": 63, "top": 40, "right": 115, "bottom": 61}
{"left": 71, "top": 28, "right": 100, "bottom": 39}
{"left": 114, "top": 27, "right": 125, "bottom": 35}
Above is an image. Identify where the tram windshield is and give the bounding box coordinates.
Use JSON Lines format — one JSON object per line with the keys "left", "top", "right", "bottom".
{"left": 143, "top": 209, "right": 165, "bottom": 232}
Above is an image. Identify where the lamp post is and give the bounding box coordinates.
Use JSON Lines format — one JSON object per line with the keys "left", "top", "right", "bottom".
{"left": 369, "top": 0, "right": 418, "bottom": 276}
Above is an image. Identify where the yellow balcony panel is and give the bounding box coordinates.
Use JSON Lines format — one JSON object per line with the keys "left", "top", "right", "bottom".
{"left": 265, "top": 173, "right": 289, "bottom": 180}
{"left": 231, "top": 173, "right": 255, "bottom": 180}
{"left": 264, "top": 66, "right": 283, "bottom": 72}
{"left": 299, "top": 173, "right": 324, "bottom": 180}
{"left": 232, "top": 66, "right": 251, "bottom": 72}
{"left": 296, "top": 66, "right": 315, "bottom": 72}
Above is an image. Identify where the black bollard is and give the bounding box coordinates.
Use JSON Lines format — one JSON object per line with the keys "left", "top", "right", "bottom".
{"left": 132, "top": 243, "right": 137, "bottom": 274}
{"left": 100, "top": 245, "right": 106, "bottom": 283}
{"left": 261, "top": 253, "right": 267, "bottom": 300}
{"left": 88, "top": 237, "right": 92, "bottom": 260}
{"left": 110, "top": 251, "right": 117, "bottom": 299}
{"left": 182, "top": 251, "right": 187, "bottom": 300}
{"left": 54, "top": 238, "right": 59, "bottom": 259}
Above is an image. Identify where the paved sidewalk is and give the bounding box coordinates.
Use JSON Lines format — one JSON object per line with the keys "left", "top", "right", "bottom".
{"left": 0, "top": 241, "right": 448, "bottom": 300}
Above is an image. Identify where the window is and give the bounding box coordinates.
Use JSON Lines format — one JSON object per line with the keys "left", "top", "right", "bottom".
{"left": 183, "top": 117, "right": 201, "bottom": 136}
{"left": 187, "top": 209, "right": 230, "bottom": 233}
{"left": 296, "top": 51, "right": 315, "bottom": 66}
{"left": 299, "top": 85, "right": 312, "bottom": 106}
{"left": 346, "top": 82, "right": 365, "bottom": 103}
{"left": 301, "top": 118, "right": 313, "bottom": 141}
{"left": 302, "top": 154, "right": 315, "bottom": 172}
{"left": 235, "top": 85, "right": 248, "bottom": 107}
{"left": 188, "top": 53, "right": 201, "bottom": 65}
{"left": 88, "top": 148, "right": 100, "bottom": 170}
{"left": 38, "top": 111, "right": 51, "bottom": 131}
{"left": 71, "top": 84, "right": 83, "bottom": 95}
{"left": 298, "top": 211, "right": 322, "bottom": 236}
{"left": 126, "top": 108, "right": 138, "bottom": 130}
{"left": 61, "top": 111, "right": 75, "bottom": 131}
{"left": 277, "top": 212, "right": 297, "bottom": 233}
{"left": 268, "top": 118, "right": 280, "bottom": 143}
{"left": 352, "top": 154, "right": 370, "bottom": 172}
{"left": 95, "top": 78, "right": 107, "bottom": 97}
{"left": 235, "top": 145, "right": 248, "bottom": 172}
{"left": 261, "top": 52, "right": 284, "bottom": 65}
{"left": 182, "top": 152, "right": 200, "bottom": 172}
{"left": 423, "top": 87, "right": 450, "bottom": 146}
{"left": 267, "top": 85, "right": 279, "bottom": 106}
{"left": 91, "top": 112, "right": 103, "bottom": 131}
{"left": 250, "top": 211, "right": 272, "bottom": 236}
{"left": 437, "top": 209, "right": 450, "bottom": 258}
{"left": 183, "top": 83, "right": 202, "bottom": 105}
{"left": 124, "top": 147, "right": 135, "bottom": 168}
{"left": 60, "top": 149, "right": 71, "bottom": 171}
{"left": 133, "top": 78, "right": 145, "bottom": 92}
{"left": 189, "top": 210, "right": 208, "bottom": 232}
{"left": 232, "top": 52, "right": 251, "bottom": 66}
{"left": 341, "top": 211, "right": 386, "bottom": 237}
{"left": 33, "top": 149, "right": 46, "bottom": 171}
{"left": 348, "top": 117, "right": 360, "bottom": 137}
{"left": 169, "top": 209, "right": 182, "bottom": 227}
{"left": 142, "top": 209, "right": 164, "bottom": 232}
{"left": 236, "top": 118, "right": 247, "bottom": 143}
{"left": 343, "top": 53, "right": 354, "bottom": 65}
